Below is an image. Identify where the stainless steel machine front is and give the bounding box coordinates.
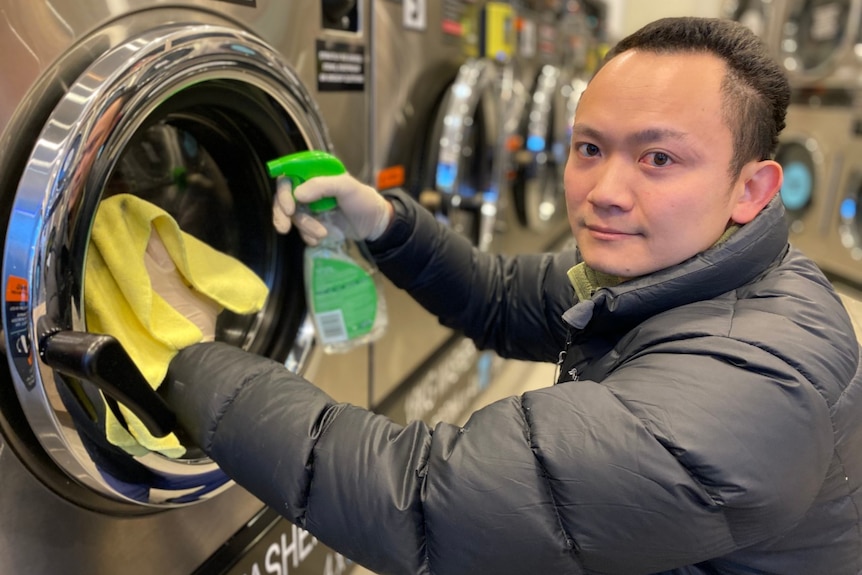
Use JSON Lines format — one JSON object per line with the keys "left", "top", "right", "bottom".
{"left": 0, "top": 1, "right": 368, "bottom": 573}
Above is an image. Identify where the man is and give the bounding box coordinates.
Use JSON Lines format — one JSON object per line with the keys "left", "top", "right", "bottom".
{"left": 164, "top": 17, "right": 862, "bottom": 574}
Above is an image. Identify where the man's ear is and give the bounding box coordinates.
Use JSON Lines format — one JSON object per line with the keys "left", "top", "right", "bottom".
{"left": 731, "top": 160, "right": 783, "bottom": 224}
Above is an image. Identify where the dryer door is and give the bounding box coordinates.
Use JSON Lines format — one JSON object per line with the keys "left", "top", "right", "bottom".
{"left": 2, "top": 24, "right": 329, "bottom": 511}
{"left": 418, "top": 58, "right": 507, "bottom": 251}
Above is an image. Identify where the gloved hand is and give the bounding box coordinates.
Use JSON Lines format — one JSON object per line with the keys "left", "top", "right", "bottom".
{"left": 272, "top": 173, "right": 393, "bottom": 245}
{"left": 143, "top": 230, "right": 220, "bottom": 342}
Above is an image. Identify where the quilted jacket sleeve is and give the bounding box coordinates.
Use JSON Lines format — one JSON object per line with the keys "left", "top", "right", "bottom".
{"left": 164, "top": 336, "right": 832, "bottom": 575}
{"left": 367, "top": 189, "right": 575, "bottom": 362}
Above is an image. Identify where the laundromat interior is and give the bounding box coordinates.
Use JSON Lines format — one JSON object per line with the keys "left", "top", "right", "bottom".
{"left": 1, "top": 0, "right": 861, "bottom": 574}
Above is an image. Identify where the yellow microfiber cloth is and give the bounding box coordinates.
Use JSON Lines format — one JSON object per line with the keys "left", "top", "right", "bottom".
{"left": 84, "top": 193, "right": 269, "bottom": 458}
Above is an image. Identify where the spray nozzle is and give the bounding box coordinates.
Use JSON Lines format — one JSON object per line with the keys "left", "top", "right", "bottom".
{"left": 266, "top": 150, "right": 346, "bottom": 213}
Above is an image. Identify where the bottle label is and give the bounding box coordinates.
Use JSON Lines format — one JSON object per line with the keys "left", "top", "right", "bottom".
{"left": 310, "top": 256, "right": 378, "bottom": 343}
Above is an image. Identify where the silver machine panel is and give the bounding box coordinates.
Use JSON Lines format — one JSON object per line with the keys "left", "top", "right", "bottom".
{"left": 0, "top": 1, "right": 368, "bottom": 573}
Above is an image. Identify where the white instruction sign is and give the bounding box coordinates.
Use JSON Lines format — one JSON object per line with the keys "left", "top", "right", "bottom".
{"left": 316, "top": 40, "right": 365, "bottom": 92}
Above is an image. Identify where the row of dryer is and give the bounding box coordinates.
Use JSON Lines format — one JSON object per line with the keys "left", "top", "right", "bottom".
{"left": 0, "top": 1, "right": 604, "bottom": 574}
{"left": 724, "top": 0, "right": 862, "bottom": 289}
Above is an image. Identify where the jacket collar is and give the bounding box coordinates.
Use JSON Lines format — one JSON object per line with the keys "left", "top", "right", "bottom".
{"left": 562, "top": 196, "right": 790, "bottom": 332}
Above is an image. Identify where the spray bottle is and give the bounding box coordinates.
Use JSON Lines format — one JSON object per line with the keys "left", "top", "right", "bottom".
{"left": 267, "top": 150, "right": 387, "bottom": 353}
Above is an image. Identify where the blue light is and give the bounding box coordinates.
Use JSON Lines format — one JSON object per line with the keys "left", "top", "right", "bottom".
{"left": 459, "top": 183, "right": 477, "bottom": 198}
{"left": 476, "top": 351, "right": 493, "bottom": 390}
{"left": 780, "top": 162, "right": 813, "bottom": 211}
{"left": 840, "top": 197, "right": 857, "bottom": 221}
{"left": 552, "top": 142, "right": 567, "bottom": 161}
{"left": 230, "top": 43, "right": 257, "bottom": 56}
{"left": 526, "top": 135, "right": 546, "bottom": 152}
{"left": 436, "top": 163, "right": 456, "bottom": 193}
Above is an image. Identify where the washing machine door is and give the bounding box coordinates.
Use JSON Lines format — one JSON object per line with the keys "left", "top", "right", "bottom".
{"left": 2, "top": 24, "right": 328, "bottom": 511}
{"left": 418, "top": 58, "right": 506, "bottom": 251}
{"left": 510, "top": 64, "right": 569, "bottom": 231}
{"left": 778, "top": 0, "right": 861, "bottom": 81}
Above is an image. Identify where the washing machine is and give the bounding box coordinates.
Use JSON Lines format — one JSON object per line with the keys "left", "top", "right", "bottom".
{"left": 367, "top": 0, "right": 519, "bottom": 409}
{"left": 776, "top": 0, "right": 862, "bottom": 89}
{"left": 0, "top": 1, "right": 369, "bottom": 574}
{"left": 808, "top": 104, "right": 862, "bottom": 287}
{"left": 774, "top": 102, "right": 851, "bottom": 268}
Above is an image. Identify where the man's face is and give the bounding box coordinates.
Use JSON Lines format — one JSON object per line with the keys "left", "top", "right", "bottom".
{"left": 564, "top": 50, "right": 751, "bottom": 279}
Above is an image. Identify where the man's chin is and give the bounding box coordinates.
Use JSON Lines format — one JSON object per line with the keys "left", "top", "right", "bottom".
{"left": 581, "top": 259, "right": 635, "bottom": 282}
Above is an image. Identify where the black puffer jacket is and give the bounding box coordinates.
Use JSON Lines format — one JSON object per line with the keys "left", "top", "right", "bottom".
{"left": 165, "top": 191, "right": 862, "bottom": 574}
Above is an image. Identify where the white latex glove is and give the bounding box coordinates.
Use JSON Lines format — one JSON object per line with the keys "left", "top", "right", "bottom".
{"left": 144, "top": 231, "right": 221, "bottom": 342}
{"left": 272, "top": 173, "right": 393, "bottom": 245}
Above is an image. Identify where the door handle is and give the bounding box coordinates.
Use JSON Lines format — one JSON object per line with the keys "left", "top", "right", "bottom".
{"left": 39, "top": 330, "right": 177, "bottom": 438}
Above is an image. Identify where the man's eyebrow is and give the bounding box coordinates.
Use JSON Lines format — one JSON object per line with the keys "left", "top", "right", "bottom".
{"left": 571, "top": 124, "right": 603, "bottom": 142}
{"left": 571, "top": 124, "right": 692, "bottom": 146}
{"left": 628, "top": 127, "right": 692, "bottom": 146}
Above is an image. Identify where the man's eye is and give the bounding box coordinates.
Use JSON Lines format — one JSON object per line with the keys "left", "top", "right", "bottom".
{"left": 577, "top": 143, "right": 600, "bottom": 157}
{"left": 645, "top": 151, "right": 673, "bottom": 166}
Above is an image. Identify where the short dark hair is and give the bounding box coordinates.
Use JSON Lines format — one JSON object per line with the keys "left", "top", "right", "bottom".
{"left": 601, "top": 17, "right": 790, "bottom": 177}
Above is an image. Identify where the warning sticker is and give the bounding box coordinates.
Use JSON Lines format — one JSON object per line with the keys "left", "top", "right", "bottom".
{"left": 6, "top": 276, "right": 27, "bottom": 302}
{"left": 377, "top": 165, "right": 406, "bottom": 190}
{"left": 5, "top": 275, "right": 34, "bottom": 389}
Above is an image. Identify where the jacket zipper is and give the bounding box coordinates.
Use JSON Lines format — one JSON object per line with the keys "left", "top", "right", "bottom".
{"left": 554, "top": 327, "right": 578, "bottom": 383}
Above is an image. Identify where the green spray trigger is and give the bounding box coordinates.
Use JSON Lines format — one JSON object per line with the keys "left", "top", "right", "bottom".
{"left": 266, "top": 150, "right": 346, "bottom": 213}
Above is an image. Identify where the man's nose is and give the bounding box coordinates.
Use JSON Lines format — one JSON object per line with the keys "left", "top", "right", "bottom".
{"left": 588, "top": 157, "right": 634, "bottom": 210}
